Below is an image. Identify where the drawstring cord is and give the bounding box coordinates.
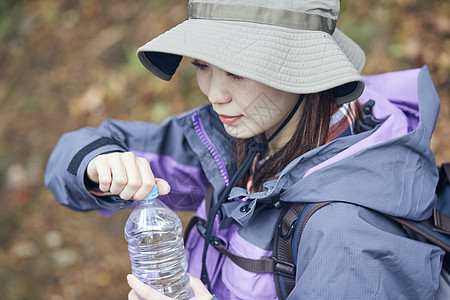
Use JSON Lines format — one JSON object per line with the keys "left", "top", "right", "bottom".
{"left": 200, "top": 94, "right": 305, "bottom": 290}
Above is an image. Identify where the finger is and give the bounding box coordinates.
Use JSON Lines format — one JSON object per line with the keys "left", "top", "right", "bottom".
{"left": 127, "top": 274, "right": 172, "bottom": 300}
{"left": 119, "top": 153, "right": 143, "bottom": 200}
{"left": 188, "top": 274, "right": 211, "bottom": 299}
{"left": 132, "top": 157, "right": 156, "bottom": 200}
{"left": 128, "top": 289, "right": 140, "bottom": 300}
{"left": 108, "top": 153, "right": 128, "bottom": 195}
{"left": 155, "top": 178, "right": 171, "bottom": 196}
{"left": 93, "top": 156, "right": 113, "bottom": 192}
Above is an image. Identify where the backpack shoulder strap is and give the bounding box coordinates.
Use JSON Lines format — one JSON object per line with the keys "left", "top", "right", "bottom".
{"left": 274, "top": 201, "right": 334, "bottom": 299}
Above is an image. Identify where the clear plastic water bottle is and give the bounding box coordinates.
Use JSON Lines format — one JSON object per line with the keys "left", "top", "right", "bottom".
{"left": 124, "top": 185, "right": 190, "bottom": 299}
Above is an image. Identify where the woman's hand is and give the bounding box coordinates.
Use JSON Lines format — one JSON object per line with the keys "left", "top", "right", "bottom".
{"left": 86, "top": 152, "right": 170, "bottom": 200}
{"left": 127, "top": 274, "right": 213, "bottom": 300}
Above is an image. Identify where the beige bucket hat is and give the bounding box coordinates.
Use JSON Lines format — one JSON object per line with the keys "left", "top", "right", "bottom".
{"left": 137, "top": 0, "right": 366, "bottom": 104}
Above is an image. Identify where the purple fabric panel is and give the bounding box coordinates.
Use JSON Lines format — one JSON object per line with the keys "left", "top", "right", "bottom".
{"left": 185, "top": 201, "right": 277, "bottom": 299}
{"left": 185, "top": 201, "right": 224, "bottom": 288}
{"left": 390, "top": 101, "right": 419, "bottom": 132}
{"left": 303, "top": 69, "right": 420, "bottom": 178}
{"left": 221, "top": 225, "right": 277, "bottom": 300}
{"left": 363, "top": 68, "right": 420, "bottom": 110}
{"left": 132, "top": 151, "right": 209, "bottom": 211}
{"left": 363, "top": 68, "right": 420, "bottom": 132}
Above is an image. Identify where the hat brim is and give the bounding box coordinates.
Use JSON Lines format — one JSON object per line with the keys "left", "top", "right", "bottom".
{"left": 137, "top": 19, "right": 365, "bottom": 104}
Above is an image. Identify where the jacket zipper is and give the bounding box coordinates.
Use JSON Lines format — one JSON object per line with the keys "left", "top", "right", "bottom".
{"left": 192, "top": 112, "right": 230, "bottom": 186}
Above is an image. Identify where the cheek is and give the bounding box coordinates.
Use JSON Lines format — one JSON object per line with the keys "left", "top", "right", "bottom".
{"left": 196, "top": 72, "right": 209, "bottom": 97}
{"left": 273, "top": 91, "right": 300, "bottom": 114}
{"left": 241, "top": 90, "right": 288, "bottom": 126}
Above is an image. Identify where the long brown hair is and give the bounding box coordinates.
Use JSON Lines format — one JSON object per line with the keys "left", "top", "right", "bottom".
{"left": 236, "top": 89, "right": 362, "bottom": 191}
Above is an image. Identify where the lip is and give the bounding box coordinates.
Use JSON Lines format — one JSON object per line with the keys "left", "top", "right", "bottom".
{"left": 218, "top": 114, "right": 243, "bottom": 125}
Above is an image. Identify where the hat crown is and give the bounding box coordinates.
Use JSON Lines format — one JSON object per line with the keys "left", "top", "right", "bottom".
{"left": 189, "top": 0, "right": 340, "bottom": 34}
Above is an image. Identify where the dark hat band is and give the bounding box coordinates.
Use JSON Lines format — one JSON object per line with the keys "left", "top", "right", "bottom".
{"left": 189, "top": 2, "right": 336, "bottom": 34}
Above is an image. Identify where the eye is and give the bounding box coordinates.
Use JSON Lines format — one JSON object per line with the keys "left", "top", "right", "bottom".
{"left": 191, "top": 60, "right": 208, "bottom": 70}
{"left": 227, "top": 72, "right": 244, "bottom": 81}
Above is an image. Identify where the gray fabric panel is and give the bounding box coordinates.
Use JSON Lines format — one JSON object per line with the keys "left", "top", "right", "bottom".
{"left": 279, "top": 123, "right": 437, "bottom": 220}
{"left": 189, "top": 2, "right": 336, "bottom": 34}
{"left": 190, "top": 0, "right": 340, "bottom": 20}
{"left": 238, "top": 205, "right": 282, "bottom": 250}
{"left": 417, "top": 66, "right": 440, "bottom": 134}
{"left": 288, "top": 203, "right": 443, "bottom": 299}
{"left": 435, "top": 269, "right": 450, "bottom": 300}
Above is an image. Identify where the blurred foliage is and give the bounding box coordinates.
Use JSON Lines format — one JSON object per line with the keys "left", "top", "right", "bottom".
{"left": 0, "top": 0, "right": 448, "bottom": 299}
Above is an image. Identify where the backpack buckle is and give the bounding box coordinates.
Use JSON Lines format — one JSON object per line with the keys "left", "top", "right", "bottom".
{"left": 210, "top": 236, "right": 225, "bottom": 247}
{"left": 270, "top": 256, "right": 296, "bottom": 278}
{"left": 196, "top": 221, "right": 207, "bottom": 238}
{"left": 278, "top": 221, "right": 296, "bottom": 239}
{"left": 197, "top": 222, "right": 225, "bottom": 247}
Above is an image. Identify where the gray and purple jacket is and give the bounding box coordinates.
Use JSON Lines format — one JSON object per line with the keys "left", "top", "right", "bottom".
{"left": 45, "top": 66, "right": 444, "bottom": 299}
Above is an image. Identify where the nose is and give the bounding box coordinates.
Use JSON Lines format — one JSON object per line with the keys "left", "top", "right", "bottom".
{"left": 207, "top": 73, "right": 231, "bottom": 105}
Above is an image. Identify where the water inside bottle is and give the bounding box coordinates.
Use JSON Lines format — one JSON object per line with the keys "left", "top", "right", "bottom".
{"left": 125, "top": 207, "right": 190, "bottom": 299}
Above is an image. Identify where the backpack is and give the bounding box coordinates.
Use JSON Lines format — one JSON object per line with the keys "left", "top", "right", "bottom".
{"left": 272, "top": 163, "right": 450, "bottom": 299}
{"left": 185, "top": 163, "right": 450, "bottom": 299}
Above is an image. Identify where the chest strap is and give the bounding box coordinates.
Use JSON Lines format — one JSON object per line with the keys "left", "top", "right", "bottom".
{"left": 183, "top": 203, "right": 324, "bottom": 295}
{"left": 183, "top": 201, "right": 335, "bottom": 299}
{"left": 184, "top": 216, "right": 296, "bottom": 277}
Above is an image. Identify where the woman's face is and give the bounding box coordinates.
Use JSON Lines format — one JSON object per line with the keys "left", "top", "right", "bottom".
{"left": 193, "top": 59, "right": 301, "bottom": 145}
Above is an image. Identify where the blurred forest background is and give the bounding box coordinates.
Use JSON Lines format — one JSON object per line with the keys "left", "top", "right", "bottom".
{"left": 0, "top": 0, "right": 449, "bottom": 299}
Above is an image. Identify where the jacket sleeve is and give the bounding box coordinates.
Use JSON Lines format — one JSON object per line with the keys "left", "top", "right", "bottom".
{"left": 45, "top": 113, "right": 209, "bottom": 212}
{"left": 287, "top": 202, "right": 444, "bottom": 299}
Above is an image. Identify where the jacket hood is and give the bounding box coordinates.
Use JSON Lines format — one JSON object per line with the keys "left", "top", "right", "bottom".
{"left": 227, "top": 66, "right": 440, "bottom": 224}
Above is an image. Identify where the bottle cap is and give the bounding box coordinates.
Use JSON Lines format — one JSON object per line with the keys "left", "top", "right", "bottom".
{"left": 143, "top": 185, "right": 159, "bottom": 200}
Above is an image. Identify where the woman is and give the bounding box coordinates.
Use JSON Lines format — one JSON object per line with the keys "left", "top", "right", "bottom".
{"left": 45, "top": 0, "right": 443, "bottom": 299}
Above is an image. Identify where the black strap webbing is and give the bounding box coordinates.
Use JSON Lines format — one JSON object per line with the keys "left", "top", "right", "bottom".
{"left": 387, "top": 215, "right": 450, "bottom": 253}
{"left": 433, "top": 209, "right": 450, "bottom": 235}
{"left": 213, "top": 241, "right": 276, "bottom": 273}
{"left": 183, "top": 215, "right": 296, "bottom": 275}
{"left": 273, "top": 203, "right": 307, "bottom": 297}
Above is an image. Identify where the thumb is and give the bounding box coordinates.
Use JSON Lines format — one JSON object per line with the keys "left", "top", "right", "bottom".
{"left": 155, "top": 178, "right": 171, "bottom": 195}
{"left": 188, "top": 274, "right": 212, "bottom": 299}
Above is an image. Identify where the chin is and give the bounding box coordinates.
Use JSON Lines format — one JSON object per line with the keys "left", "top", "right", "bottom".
{"left": 223, "top": 124, "right": 262, "bottom": 139}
